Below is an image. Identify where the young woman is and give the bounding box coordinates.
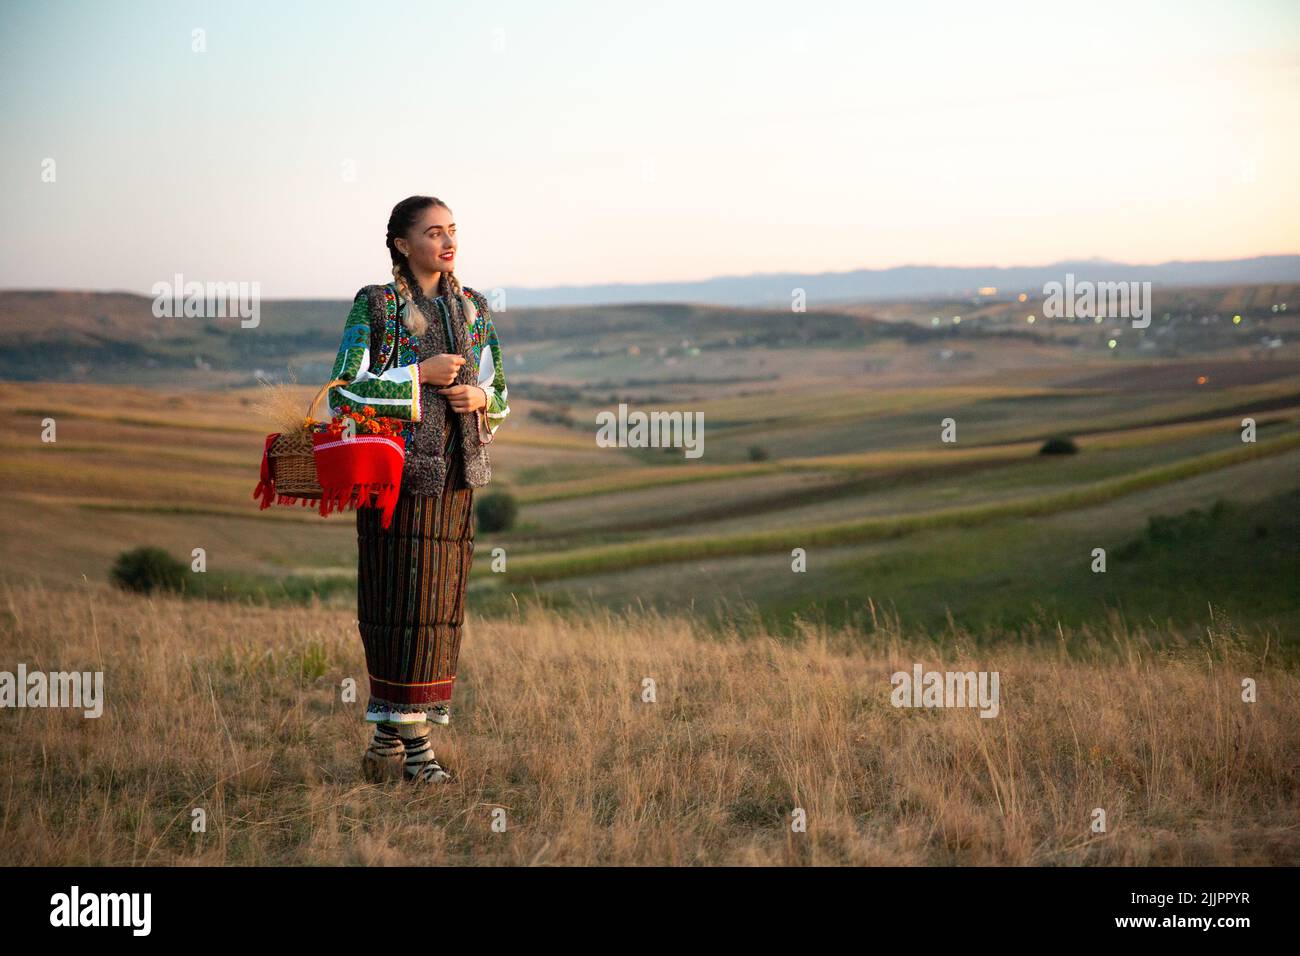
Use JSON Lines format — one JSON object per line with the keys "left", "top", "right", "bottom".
{"left": 325, "top": 196, "right": 510, "bottom": 784}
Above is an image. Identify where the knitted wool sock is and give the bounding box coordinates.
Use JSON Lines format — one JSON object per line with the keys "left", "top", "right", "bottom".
{"left": 367, "top": 722, "right": 404, "bottom": 759}
{"left": 396, "top": 723, "right": 452, "bottom": 783}
{"left": 360, "top": 722, "right": 407, "bottom": 783}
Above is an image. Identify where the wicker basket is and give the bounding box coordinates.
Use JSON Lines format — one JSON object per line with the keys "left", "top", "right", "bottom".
{"left": 267, "top": 378, "right": 346, "bottom": 499}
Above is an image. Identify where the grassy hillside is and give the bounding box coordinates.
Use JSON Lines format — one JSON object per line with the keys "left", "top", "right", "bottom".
{"left": 2, "top": 284, "right": 1299, "bottom": 649}
{"left": 2, "top": 282, "right": 1295, "bottom": 387}
{"left": 4, "top": 370, "right": 1300, "bottom": 645}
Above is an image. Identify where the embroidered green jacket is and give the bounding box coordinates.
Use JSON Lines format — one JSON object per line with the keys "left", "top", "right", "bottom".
{"left": 325, "top": 284, "right": 510, "bottom": 439}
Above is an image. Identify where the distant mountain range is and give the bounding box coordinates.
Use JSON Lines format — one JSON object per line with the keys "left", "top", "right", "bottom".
{"left": 490, "top": 255, "right": 1300, "bottom": 308}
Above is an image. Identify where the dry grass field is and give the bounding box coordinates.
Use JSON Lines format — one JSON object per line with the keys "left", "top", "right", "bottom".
{"left": 2, "top": 581, "right": 1295, "bottom": 866}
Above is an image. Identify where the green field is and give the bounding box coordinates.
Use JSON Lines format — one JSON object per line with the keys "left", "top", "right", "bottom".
{"left": 3, "top": 285, "right": 1299, "bottom": 652}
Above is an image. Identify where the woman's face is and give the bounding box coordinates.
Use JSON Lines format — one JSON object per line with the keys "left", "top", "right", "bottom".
{"left": 396, "top": 205, "right": 456, "bottom": 275}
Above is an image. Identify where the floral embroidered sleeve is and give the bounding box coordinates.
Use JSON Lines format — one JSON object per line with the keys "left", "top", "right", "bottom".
{"left": 326, "top": 288, "right": 422, "bottom": 422}
{"left": 466, "top": 288, "right": 510, "bottom": 437}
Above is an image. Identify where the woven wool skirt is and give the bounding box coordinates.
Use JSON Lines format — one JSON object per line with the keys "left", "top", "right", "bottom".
{"left": 356, "top": 428, "right": 475, "bottom": 723}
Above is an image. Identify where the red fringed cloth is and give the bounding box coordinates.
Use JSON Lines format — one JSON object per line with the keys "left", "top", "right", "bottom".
{"left": 252, "top": 431, "right": 407, "bottom": 529}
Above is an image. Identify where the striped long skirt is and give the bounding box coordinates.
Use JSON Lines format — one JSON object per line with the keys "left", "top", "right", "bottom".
{"left": 356, "top": 428, "right": 475, "bottom": 723}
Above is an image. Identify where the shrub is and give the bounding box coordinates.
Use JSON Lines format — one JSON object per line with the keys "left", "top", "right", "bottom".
{"left": 476, "top": 491, "right": 518, "bottom": 533}
{"left": 1039, "top": 436, "right": 1078, "bottom": 455}
{"left": 1146, "top": 499, "right": 1233, "bottom": 545}
{"left": 109, "top": 546, "right": 187, "bottom": 595}
{"left": 747, "top": 445, "right": 770, "bottom": 462}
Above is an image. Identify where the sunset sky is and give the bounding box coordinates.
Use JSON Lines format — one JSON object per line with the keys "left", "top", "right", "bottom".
{"left": 1, "top": 0, "right": 1297, "bottom": 297}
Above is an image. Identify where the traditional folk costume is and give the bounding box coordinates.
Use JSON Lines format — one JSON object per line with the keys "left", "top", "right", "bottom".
{"left": 325, "top": 280, "right": 509, "bottom": 781}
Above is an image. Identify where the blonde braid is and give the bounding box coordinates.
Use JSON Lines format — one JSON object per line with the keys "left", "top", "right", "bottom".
{"left": 444, "top": 272, "right": 470, "bottom": 354}
{"left": 443, "top": 272, "right": 486, "bottom": 417}
{"left": 391, "top": 262, "right": 427, "bottom": 337}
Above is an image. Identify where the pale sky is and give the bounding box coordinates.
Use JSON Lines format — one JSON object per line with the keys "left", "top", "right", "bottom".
{"left": 1, "top": 0, "right": 1297, "bottom": 297}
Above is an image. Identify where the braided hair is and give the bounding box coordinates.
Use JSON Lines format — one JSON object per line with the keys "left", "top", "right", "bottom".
{"left": 385, "top": 195, "right": 470, "bottom": 345}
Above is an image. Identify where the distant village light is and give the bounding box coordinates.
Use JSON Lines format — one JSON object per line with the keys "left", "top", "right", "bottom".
{"left": 1027, "top": 315, "right": 1035, "bottom": 324}
{"left": 1018, "top": 293, "right": 1028, "bottom": 303}
{"left": 978, "top": 286, "right": 997, "bottom": 296}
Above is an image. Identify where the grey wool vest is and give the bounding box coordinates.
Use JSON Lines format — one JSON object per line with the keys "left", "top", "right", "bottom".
{"left": 361, "top": 281, "right": 492, "bottom": 497}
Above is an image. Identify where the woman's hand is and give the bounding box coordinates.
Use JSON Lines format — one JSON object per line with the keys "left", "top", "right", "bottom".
{"left": 418, "top": 353, "right": 466, "bottom": 386}
{"left": 437, "top": 384, "right": 488, "bottom": 413}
